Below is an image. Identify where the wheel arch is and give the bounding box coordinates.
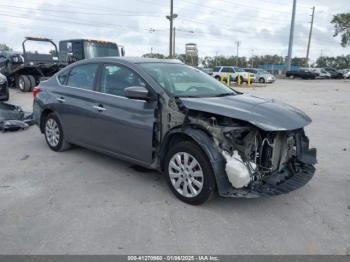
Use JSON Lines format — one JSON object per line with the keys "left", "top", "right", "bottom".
{"left": 39, "top": 108, "right": 54, "bottom": 133}
{"left": 160, "top": 127, "right": 227, "bottom": 193}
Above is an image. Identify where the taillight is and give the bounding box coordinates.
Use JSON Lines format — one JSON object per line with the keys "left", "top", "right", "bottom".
{"left": 33, "top": 86, "right": 41, "bottom": 98}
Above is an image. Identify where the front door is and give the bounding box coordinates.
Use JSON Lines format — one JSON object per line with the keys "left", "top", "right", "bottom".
{"left": 89, "top": 63, "right": 156, "bottom": 164}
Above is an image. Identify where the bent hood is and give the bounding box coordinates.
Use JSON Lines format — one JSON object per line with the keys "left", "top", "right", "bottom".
{"left": 180, "top": 94, "right": 312, "bottom": 131}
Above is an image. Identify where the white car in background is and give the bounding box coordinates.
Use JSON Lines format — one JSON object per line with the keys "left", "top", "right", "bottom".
{"left": 344, "top": 70, "right": 350, "bottom": 79}
{"left": 213, "top": 66, "right": 255, "bottom": 83}
{"left": 244, "top": 68, "right": 276, "bottom": 83}
{"left": 309, "top": 68, "right": 331, "bottom": 79}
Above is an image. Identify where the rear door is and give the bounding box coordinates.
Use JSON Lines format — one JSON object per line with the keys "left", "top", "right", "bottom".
{"left": 54, "top": 63, "right": 100, "bottom": 145}
{"left": 221, "top": 67, "right": 235, "bottom": 80}
{"left": 90, "top": 63, "right": 157, "bottom": 164}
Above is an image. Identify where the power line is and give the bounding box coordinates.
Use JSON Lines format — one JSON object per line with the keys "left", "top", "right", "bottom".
{"left": 0, "top": 0, "right": 164, "bottom": 16}
{"left": 0, "top": 4, "right": 166, "bottom": 17}
{"left": 182, "top": 0, "right": 310, "bottom": 15}
{"left": 0, "top": 12, "right": 151, "bottom": 31}
{"left": 133, "top": 0, "right": 303, "bottom": 23}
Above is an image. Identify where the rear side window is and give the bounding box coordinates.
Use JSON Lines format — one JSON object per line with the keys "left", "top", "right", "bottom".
{"left": 57, "top": 71, "right": 69, "bottom": 85}
{"left": 213, "top": 66, "right": 221, "bottom": 72}
{"left": 221, "top": 67, "right": 234, "bottom": 73}
{"left": 67, "top": 63, "right": 98, "bottom": 90}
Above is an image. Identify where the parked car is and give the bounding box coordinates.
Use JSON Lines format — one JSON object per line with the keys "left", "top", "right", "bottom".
{"left": 344, "top": 70, "right": 350, "bottom": 79}
{"left": 198, "top": 67, "right": 213, "bottom": 75}
{"left": 324, "top": 67, "right": 343, "bottom": 79}
{"left": 243, "top": 68, "right": 275, "bottom": 83}
{"left": 309, "top": 68, "right": 331, "bottom": 79}
{"left": 338, "top": 69, "right": 349, "bottom": 76}
{"left": 33, "top": 57, "right": 317, "bottom": 205}
{"left": 213, "top": 66, "right": 255, "bottom": 83}
{"left": 0, "top": 73, "right": 9, "bottom": 101}
{"left": 286, "top": 68, "right": 317, "bottom": 79}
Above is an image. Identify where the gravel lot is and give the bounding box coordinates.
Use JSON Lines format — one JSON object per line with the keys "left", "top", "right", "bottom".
{"left": 0, "top": 79, "right": 349, "bottom": 255}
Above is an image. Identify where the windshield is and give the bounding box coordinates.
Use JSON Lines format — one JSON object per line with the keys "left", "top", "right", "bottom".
{"left": 235, "top": 67, "right": 245, "bottom": 72}
{"left": 140, "top": 63, "right": 236, "bottom": 98}
{"left": 84, "top": 42, "right": 119, "bottom": 59}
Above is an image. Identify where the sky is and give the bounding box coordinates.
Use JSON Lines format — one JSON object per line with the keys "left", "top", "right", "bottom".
{"left": 0, "top": 0, "right": 348, "bottom": 63}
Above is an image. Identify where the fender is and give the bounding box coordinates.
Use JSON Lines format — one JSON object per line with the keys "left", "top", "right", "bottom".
{"left": 160, "top": 127, "right": 233, "bottom": 196}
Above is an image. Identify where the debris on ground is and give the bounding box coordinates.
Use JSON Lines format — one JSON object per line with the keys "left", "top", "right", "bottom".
{"left": 0, "top": 102, "right": 34, "bottom": 132}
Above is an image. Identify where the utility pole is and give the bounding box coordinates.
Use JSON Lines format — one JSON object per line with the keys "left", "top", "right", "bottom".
{"left": 286, "top": 0, "right": 297, "bottom": 71}
{"left": 166, "top": 0, "right": 177, "bottom": 58}
{"left": 306, "top": 6, "right": 315, "bottom": 63}
{"left": 172, "top": 27, "right": 176, "bottom": 57}
{"left": 235, "top": 41, "right": 240, "bottom": 66}
{"left": 251, "top": 49, "right": 254, "bottom": 68}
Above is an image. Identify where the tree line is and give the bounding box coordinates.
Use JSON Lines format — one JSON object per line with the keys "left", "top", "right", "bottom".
{"left": 143, "top": 53, "right": 350, "bottom": 69}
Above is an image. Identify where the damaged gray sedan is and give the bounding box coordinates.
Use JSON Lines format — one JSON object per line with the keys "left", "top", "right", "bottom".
{"left": 33, "top": 57, "right": 317, "bottom": 205}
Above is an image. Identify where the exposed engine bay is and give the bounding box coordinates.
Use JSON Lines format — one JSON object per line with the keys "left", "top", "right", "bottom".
{"left": 159, "top": 97, "right": 317, "bottom": 198}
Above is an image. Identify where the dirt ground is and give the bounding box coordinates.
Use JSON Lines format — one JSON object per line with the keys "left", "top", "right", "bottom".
{"left": 0, "top": 79, "right": 349, "bottom": 254}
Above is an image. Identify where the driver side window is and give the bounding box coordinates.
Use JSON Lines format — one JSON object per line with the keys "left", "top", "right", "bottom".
{"left": 100, "top": 64, "right": 146, "bottom": 97}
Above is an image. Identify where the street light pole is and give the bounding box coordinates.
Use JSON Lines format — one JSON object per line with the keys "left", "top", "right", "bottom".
{"left": 306, "top": 6, "right": 315, "bottom": 63}
{"left": 166, "top": 0, "right": 177, "bottom": 58}
{"left": 173, "top": 27, "right": 176, "bottom": 57}
{"left": 235, "top": 41, "right": 240, "bottom": 66}
{"left": 286, "top": 0, "right": 297, "bottom": 71}
{"left": 169, "top": 0, "right": 174, "bottom": 57}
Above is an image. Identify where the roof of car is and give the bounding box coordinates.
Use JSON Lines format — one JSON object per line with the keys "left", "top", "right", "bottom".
{"left": 77, "top": 57, "right": 184, "bottom": 64}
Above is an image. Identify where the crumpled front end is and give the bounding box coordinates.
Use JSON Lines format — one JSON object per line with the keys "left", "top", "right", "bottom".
{"left": 216, "top": 126, "right": 317, "bottom": 198}
{"left": 166, "top": 97, "right": 317, "bottom": 198}
{"left": 159, "top": 95, "right": 317, "bottom": 198}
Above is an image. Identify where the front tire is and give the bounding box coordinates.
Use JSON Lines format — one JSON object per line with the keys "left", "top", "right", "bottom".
{"left": 259, "top": 77, "right": 265, "bottom": 83}
{"left": 164, "top": 141, "right": 216, "bottom": 205}
{"left": 44, "top": 113, "right": 71, "bottom": 152}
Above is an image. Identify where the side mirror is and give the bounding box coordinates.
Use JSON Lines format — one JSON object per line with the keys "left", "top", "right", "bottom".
{"left": 125, "top": 86, "right": 150, "bottom": 101}
{"left": 120, "top": 46, "right": 125, "bottom": 57}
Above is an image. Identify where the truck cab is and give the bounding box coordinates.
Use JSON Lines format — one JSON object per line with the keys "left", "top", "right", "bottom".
{"left": 59, "top": 39, "right": 125, "bottom": 65}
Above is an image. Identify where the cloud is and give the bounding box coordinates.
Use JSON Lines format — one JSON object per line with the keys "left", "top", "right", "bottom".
{"left": 0, "top": 0, "right": 348, "bottom": 61}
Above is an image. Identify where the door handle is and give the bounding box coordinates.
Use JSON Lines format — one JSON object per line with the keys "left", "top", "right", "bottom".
{"left": 56, "top": 97, "right": 65, "bottom": 103}
{"left": 93, "top": 105, "right": 106, "bottom": 112}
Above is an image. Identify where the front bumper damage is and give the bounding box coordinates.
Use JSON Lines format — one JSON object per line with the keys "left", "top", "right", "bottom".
{"left": 218, "top": 156, "right": 316, "bottom": 198}
{"left": 215, "top": 129, "right": 318, "bottom": 198}
{"left": 160, "top": 96, "right": 317, "bottom": 198}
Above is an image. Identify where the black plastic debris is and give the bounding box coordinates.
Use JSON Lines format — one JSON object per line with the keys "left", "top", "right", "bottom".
{"left": 0, "top": 102, "right": 34, "bottom": 132}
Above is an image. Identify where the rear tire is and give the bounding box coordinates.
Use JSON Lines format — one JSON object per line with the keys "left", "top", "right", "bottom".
{"left": 17, "top": 75, "right": 31, "bottom": 92}
{"left": 164, "top": 141, "right": 216, "bottom": 205}
{"left": 259, "top": 77, "right": 265, "bottom": 83}
{"left": 27, "top": 75, "right": 36, "bottom": 90}
{"left": 44, "top": 113, "right": 71, "bottom": 152}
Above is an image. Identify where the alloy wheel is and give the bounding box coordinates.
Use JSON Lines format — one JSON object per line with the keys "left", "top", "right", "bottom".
{"left": 168, "top": 152, "right": 204, "bottom": 198}
{"left": 45, "top": 118, "right": 60, "bottom": 147}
